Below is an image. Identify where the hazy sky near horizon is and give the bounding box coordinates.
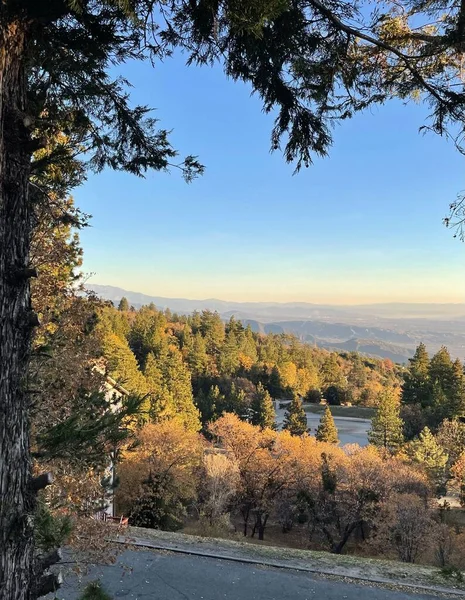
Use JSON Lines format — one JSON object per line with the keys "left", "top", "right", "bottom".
{"left": 75, "top": 53, "right": 465, "bottom": 304}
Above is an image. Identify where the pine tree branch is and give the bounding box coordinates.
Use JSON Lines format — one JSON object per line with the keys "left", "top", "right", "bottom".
{"left": 306, "top": 0, "right": 453, "bottom": 112}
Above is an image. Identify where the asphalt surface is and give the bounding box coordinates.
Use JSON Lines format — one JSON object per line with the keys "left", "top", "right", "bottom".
{"left": 61, "top": 549, "right": 442, "bottom": 600}
{"left": 275, "top": 408, "right": 371, "bottom": 446}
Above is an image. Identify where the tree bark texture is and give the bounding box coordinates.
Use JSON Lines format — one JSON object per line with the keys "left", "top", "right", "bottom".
{"left": 0, "top": 19, "right": 35, "bottom": 600}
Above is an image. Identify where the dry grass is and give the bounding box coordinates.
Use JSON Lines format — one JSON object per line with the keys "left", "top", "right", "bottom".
{"left": 123, "top": 526, "right": 465, "bottom": 594}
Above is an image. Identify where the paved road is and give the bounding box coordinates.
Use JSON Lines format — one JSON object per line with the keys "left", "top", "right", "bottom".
{"left": 275, "top": 408, "right": 371, "bottom": 446}
{"left": 60, "top": 550, "right": 441, "bottom": 600}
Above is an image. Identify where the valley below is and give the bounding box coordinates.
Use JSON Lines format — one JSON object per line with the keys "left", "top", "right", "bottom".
{"left": 89, "top": 285, "right": 465, "bottom": 362}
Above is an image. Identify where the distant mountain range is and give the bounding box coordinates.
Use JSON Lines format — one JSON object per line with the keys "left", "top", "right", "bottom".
{"left": 88, "top": 284, "right": 465, "bottom": 363}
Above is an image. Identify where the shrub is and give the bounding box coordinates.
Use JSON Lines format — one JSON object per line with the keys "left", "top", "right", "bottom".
{"left": 79, "top": 581, "right": 112, "bottom": 600}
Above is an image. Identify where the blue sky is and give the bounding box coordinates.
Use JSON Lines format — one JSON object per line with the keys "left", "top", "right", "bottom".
{"left": 76, "top": 53, "right": 465, "bottom": 304}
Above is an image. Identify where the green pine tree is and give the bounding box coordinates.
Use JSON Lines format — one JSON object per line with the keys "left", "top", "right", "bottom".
{"left": 320, "top": 353, "right": 345, "bottom": 389}
{"left": 219, "top": 329, "right": 240, "bottom": 376}
{"left": 409, "top": 427, "right": 448, "bottom": 494}
{"left": 427, "top": 348, "right": 464, "bottom": 428}
{"left": 429, "top": 382, "right": 450, "bottom": 430}
{"left": 429, "top": 347, "right": 455, "bottom": 391}
{"left": 283, "top": 394, "right": 308, "bottom": 436}
{"left": 200, "top": 310, "right": 225, "bottom": 358}
{"left": 118, "top": 297, "right": 129, "bottom": 312}
{"left": 250, "top": 383, "right": 276, "bottom": 429}
{"left": 186, "top": 332, "right": 209, "bottom": 376}
{"left": 128, "top": 306, "right": 166, "bottom": 366}
{"left": 144, "top": 352, "right": 164, "bottom": 420}
{"left": 224, "top": 381, "right": 248, "bottom": 418}
{"left": 315, "top": 406, "right": 339, "bottom": 444}
{"left": 240, "top": 325, "right": 259, "bottom": 364}
{"left": 129, "top": 472, "right": 185, "bottom": 531}
{"left": 201, "top": 385, "right": 224, "bottom": 424}
{"left": 268, "top": 365, "right": 285, "bottom": 398}
{"left": 402, "top": 343, "right": 430, "bottom": 407}
{"left": 102, "top": 332, "right": 148, "bottom": 397}
{"left": 160, "top": 348, "right": 201, "bottom": 431}
{"left": 449, "top": 358, "right": 465, "bottom": 419}
{"left": 368, "top": 390, "right": 404, "bottom": 452}
{"left": 143, "top": 348, "right": 200, "bottom": 431}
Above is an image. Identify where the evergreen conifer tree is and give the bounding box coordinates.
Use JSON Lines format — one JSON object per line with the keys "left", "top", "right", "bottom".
{"left": 118, "top": 297, "right": 129, "bottom": 312}
{"left": 219, "top": 329, "right": 240, "bottom": 376}
{"left": 368, "top": 390, "right": 404, "bottom": 452}
{"left": 315, "top": 406, "right": 339, "bottom": 444}
{"left": 282, "top": 394, "right": 308, "bottom": 436}
{"left": 144, "top": 352, "right": 164, "bottom": 420}
{"left": 159, "top": 348, "right": 201, "bottom": 431}
{"left": 129, "top": 472, "right": 185, "bottom": 531}
{"left": 250, "top": 383, "right": 276, "bottom": 429}
{"left": 186, "top": 332, "right": 209, "bottom": 377}
{"left": 268, "top": 365, "right": 284, "bottom": 399}
{"left": 320, "top": 353, "right": 345, "bottom": 389}
{"left": 200, "top": 385, "right": 224, "bottom": 424}
{"left": 429, "top": 382, "right": 450, "bottom": 430}
{"left": 102, "top": 332, "right": 149, "bottom": 397}
{"left": 409, "top": 427, "right": 448, "bottom": 495}
{"left": 240, "top": 325, "right": 259, "bottom": 364}
{"left": 449, "top": 359, "right": 465, "bottom": 420}
{"left": 427, "top": 349, "right": 465, "bottom": 428}
{"left": 430, "top": 347, "right": 455, "bottom": 391}
{"left": 402, "top": 343, "right": 430, "bottom": 406}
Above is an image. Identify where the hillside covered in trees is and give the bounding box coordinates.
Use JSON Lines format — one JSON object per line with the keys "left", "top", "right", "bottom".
{"left": 98, "top": 298, "right": 406, "bottom": 430}
{"left": 98, "top": 299, "right": 465, "bottom": 435}
{"left": 22, "top": 200, "right": 465, "bottom": 585}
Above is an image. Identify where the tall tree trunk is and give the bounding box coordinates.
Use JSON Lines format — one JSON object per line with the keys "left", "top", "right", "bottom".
{"left": 241, "top": 505, "right": 250, "bottom": 537}
{"left": 331, "top": 523, "right": 357, "bottom": 555}
{"left": 0, "top": 20, "right": 35, "bottom": 600}
{"left": 258, "top": 513, "right": 268, "bottom": 541}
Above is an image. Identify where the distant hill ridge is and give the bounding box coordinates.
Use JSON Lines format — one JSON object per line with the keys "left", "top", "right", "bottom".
{"left": 88, "top": 284, "right": 465, "bottom": 319}
{"left": 88, "top": 284, "right": 465, "bottom": 363}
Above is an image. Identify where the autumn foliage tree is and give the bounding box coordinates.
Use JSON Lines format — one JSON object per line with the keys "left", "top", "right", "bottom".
{"left": 0, "top": 0, "right": 465, "bottom": 600}
{"left": 450, "top": 452, "right": 465, "bottom": 506}
{"left": 117, "top": 420, "right": 203, "bottom": 529}
{"left": 197, "top": 451, "right": 239, "bottom": 528}
{"left": 3, "top": 0, "right": 465, "bottom": 592}
{"left": 299, "top": 447, "right": 429, "bottom": 555}
{"left": 209, "top": 414, "right": 293, "bottom": 540}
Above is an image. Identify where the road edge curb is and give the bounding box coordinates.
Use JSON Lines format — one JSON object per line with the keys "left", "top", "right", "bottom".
{"left": 112, "top": 536, "right": 465, "bottom": 598}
